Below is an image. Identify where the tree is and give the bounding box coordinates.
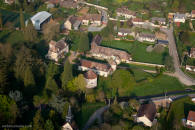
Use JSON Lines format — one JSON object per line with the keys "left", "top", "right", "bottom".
{"left": 20, "top": 8, "right": 25, "bottom": 31}
{"left": 0, "top": 13, "right": 2, "bottom": 30}
{"left": 164, "top": 55, "right": 175, "bottom": 72}
{"left": 61, "top": 101, "right": 70, "bottom": 120}
{"left": 44, "top": 119, "right": 54, "bottom": 130}
{"left": 42, "top": 19, "right": 60, "bottom": 41}
{"left": 61, "top": 58, "right": 73, "bottom": 90}
{"left": 0, "top": 66, "right": 8, "bottom": 94}
{"left": 46, "top": 62, "right": 59, "bottom": 79}
{"left": 24, "top": 66, "right": 35, "bottom": 87}
{"left": 128, "top": 99, "right": 140, "bottom": 111}
{"left": 33, "top": 110, "right": 44, "bottom": 130}
{"left": 0, "top": 95, "right": 18, "bottom": 124}
{"left": 78, "top": 33, "right": 89, "bottom": 52}
{"left": 24, "top": 20, "right": 37, "bottom": 42}
{"left": 44, "top": 76, "right": 58, "bottom": 97}
{"left": 73, "top": 74, "right": 86, "bottom": 92}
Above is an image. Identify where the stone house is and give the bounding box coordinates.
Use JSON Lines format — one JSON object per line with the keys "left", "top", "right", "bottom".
{"left": 46, "top": 37, "right": 69, "bottom": 61}
{"left": 116, "top": 7, "right": 136, "bottom": 19}
{"left": 90, "top": 35, "right": 132, "bottom": 64}
{"left": 186, "top": 111, "right": 195, "bottom": 128}
{"left": 64, "top": 16, "right": 81, "bottom": 30}
{"left": 137, "top": 103, "right": 157, "bottom": 127}
{"left": 84, "top": 70, "right": 97, "bottom": 88}
{"left": 81, "top": 14, "right": 102, "bottom": 26}
{"left": 117, "top": 28, "right": 135, "bottom": 37}
{"left": 173, "top": 13, "right": 186, "bottom": 23}
{"left": 189, "top": 48, "right": 195, "bottom": 58}
{"left": 78, "top": 59, "right": 113, "bottom": 77}
{"left": 137, "top": 33, "right": 156, "bottom": 42}
{"left": 132, "top": 18, "right": 144, "bottom": 25}
{"left": 151, "top": 17, "right": 166, "bottom": 25}
{"left": 191, "top": 10, "right": 195, "bottom": 18}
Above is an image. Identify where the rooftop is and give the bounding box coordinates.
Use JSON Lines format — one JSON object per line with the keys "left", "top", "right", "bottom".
{"left": 116, "top": 7, "right": 136, "bottom": 16}
{"left": 49, "top": 38, "right": 68, "bottom": 53}
{"left": 84, "top": 70, "right": 97, "bottom": 79}
{"left": 31, "top": 11, "right": 52, "bottom": 24}
{"left": 187, "top": 111, "right": 195, "bottom": 122}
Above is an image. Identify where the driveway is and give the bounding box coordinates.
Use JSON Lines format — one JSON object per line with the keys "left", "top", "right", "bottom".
{"left": 83, "top": 106, "right": 109, "bottom": 130}
{"left": 161, "top": 26, "right": 195, "bottom": 86}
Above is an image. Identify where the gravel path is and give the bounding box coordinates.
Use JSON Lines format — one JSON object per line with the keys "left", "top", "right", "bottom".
{"left": 82, "top": 106, "right": 109, "bottom": 130}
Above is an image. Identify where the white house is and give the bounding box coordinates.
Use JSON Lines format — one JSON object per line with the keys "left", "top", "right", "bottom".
{"left": 186, "top": 65, "right": 195, "bottom": 72}
{"left": 81, "top": 14, "right": 102, "bottom": 26}
{"left": 46, "top": 38, "right": 69, "bottom": 62}
{"left": 29, "top": 11, "right": 52, "bottom": 30}
{"left": 4, "top": 0, "right": 15, "bottom": 4}
{"left": 84, "top": 70, "right": 97, "bottom": 88}
{"left": 78, "top": 59, "right": 113, "bottom": 77}
{"left": 117, "top": 28, "right": 135, "bottom": 37}
{"left": 173, "top": 13, "right": 186, "bottom": 23}
{"left": 137, "top": 33, "right": 156, "bottom": 42}
{"left": 151, "top": 17, "right": 166, "bottom": 25}
{"left": 186, "top": 111, "right": 195, "bottom": 127}
{"left": 191, "top": 10, "right": 195, "bottom": 18}
{"left": 64, "top": 16, "right": 81, "bottom": 30}
{"left": 116, "top": 7, "right": 136, "bottom": 19}
{"left": 137, "top": 103, "right": 157, "bottom": 127}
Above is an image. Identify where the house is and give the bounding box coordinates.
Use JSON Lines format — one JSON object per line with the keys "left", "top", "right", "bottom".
{"left": 186, "top": 111, "right": 195, "bottom": 127}
{"left": 156, "top": 40, "right": 169, "bottom": 46}
{"left": 78, "top": 59, "right": 113, "bottom": 77}
{"left": 46, "top": 37, "right": 69, "bottom": 61}
{"left": 4, "top": 0, "right": 15, "bottom": 4}
{"left": 186, "top": 65, "right": 195, "bottom": 72}
{"left": 155, "top": 32, "right": 167, "bottom": 41}
{"left": 117, "top": 28, "right": 135, "bottom": 37}
{"left": 45, "top": 0, "right": 60, "bottom": 8}
{"left": 189, "top": 48, "right": 195, "bottom": 58}
{"left": 191, "top": 10, "right": 195, "bottom": 18}
{"left": 151, "top": 17, "right": 166, "bottom": 25}
{"left": 116, "top": 7, "right": 136, "bottom": 19}
{"left": 62, "top": 123, "right": 73, "bottom": 130}
{"left": 60, "top": 0, "right": 78, "bottom": 9}
{"left": 28, "top": 11, "right": 52, "bottom": 30}
{"left": 137, "top": 103, "right": 157, "bottom": 127}
{"left": 64, "top": 16, "right": 81, "bottom": 30}
{"left": 132, "top": 18, "right": 144, "bottom": 25}
{"left": 173, "top": 13, "right": 186, "bottom": 23}
{"left": 137, "top": 33, "right": 156, "bottom": 42}
{"left": 81, "top": 14, "right": 102, "bottom": 26}
{"left": 84, "top": 70, "right": 97, "bottom": 88}
{"left": 90, "top": 35, "right": 132, "bottom": 64}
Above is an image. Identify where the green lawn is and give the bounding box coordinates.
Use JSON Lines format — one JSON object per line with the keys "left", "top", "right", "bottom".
{"left": 167, "top": 97, "right": 195, "bottom": 129}
{"left": 75, "top": 103, "right": 105, "bottom": 129}
{"left": 101, "top": 40, "right": 168, "bottom": 65}
{"left": 97, "top": 67, "right": 186, "bottom": 97}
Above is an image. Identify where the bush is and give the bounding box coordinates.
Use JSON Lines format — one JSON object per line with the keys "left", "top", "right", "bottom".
{"left": 86, "top": 94, "right": 96, "bottom": 103}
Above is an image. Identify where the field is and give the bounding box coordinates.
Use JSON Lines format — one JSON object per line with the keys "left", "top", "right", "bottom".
{"left": 75, "top": 103, "right": 105, "bottom": 128}
{"left": 101, "top": 40, "right": 169, "bottom": 65}
{"left": 97, "top": 67, "right": 186, "bottom": 97}
{"left": 167, "top": 97, "right": 195, "bottom": 129}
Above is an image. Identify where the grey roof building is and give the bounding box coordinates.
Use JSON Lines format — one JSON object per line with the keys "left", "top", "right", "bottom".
{"left": 30, "top": 11, "right": 52, "bottom": 30}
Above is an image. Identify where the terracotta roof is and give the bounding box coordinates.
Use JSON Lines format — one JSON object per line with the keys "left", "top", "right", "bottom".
{"left": 132, "top": 18, "right": 143, "bottom": 22}
{"left": 84, "top": 70, "right": 97, "bottom": 79}
{"left": 137, "top": 103, "right": 156, "bottom": 122}
{"left": 192, "top": 10, "right": 195, "bottom": 14}
{"left": 116, "top": 7, "right": 136, "bottom": 16}
{"left": 187, "top": 111, "right": 195, "bottom": 122}
{"left": 91, "top": 35, "right": 131, "bottom": 61}
{"left": 82, "top": 14, "right": 102, "bottom": 21}
{"left": 80, "top": 59, "right": 111, "bottom": 72}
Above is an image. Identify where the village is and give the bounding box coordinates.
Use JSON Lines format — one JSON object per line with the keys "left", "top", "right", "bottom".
{"left": 1, "top": 0, "right": 195, "bottom": 130}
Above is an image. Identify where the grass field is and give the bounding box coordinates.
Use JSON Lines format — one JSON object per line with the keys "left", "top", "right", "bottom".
{"left": 101, "top": 40, "right": 168, "bottom": 65}
{"left": 97, "top": 67, "right": 186, "bottom": 97}
{"left": 167, "top": 97, "right": 195, "bottom": 129}
{"left": 75, "top": 103, "right": 105, "bottom": 128}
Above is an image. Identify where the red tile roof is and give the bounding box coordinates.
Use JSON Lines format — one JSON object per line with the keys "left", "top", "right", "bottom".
{"left": 187, "top": 111, "right": 195, "bottom": 122}
{"left": 192, "top": 10, "right": 195, "bottom": 14}
{"left": 132, "top": 18, "right": 143, "bottom": 22}
{"left": 84, "top": 70, "right": 97, "bottom": 79}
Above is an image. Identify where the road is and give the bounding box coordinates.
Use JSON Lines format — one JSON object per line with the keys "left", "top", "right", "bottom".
{"left": 161, "top": 27, "right": 195, "bottom": 86}
{"left": 83, "top": 106, "right": 109, "bottom": 130}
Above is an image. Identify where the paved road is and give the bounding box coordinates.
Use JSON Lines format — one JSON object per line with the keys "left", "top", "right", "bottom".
{"left": 83, "top": 106, "right": 109, "bottom": 130}
{"left": 161, "top": 27, "right": 195, "bottom": 86}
